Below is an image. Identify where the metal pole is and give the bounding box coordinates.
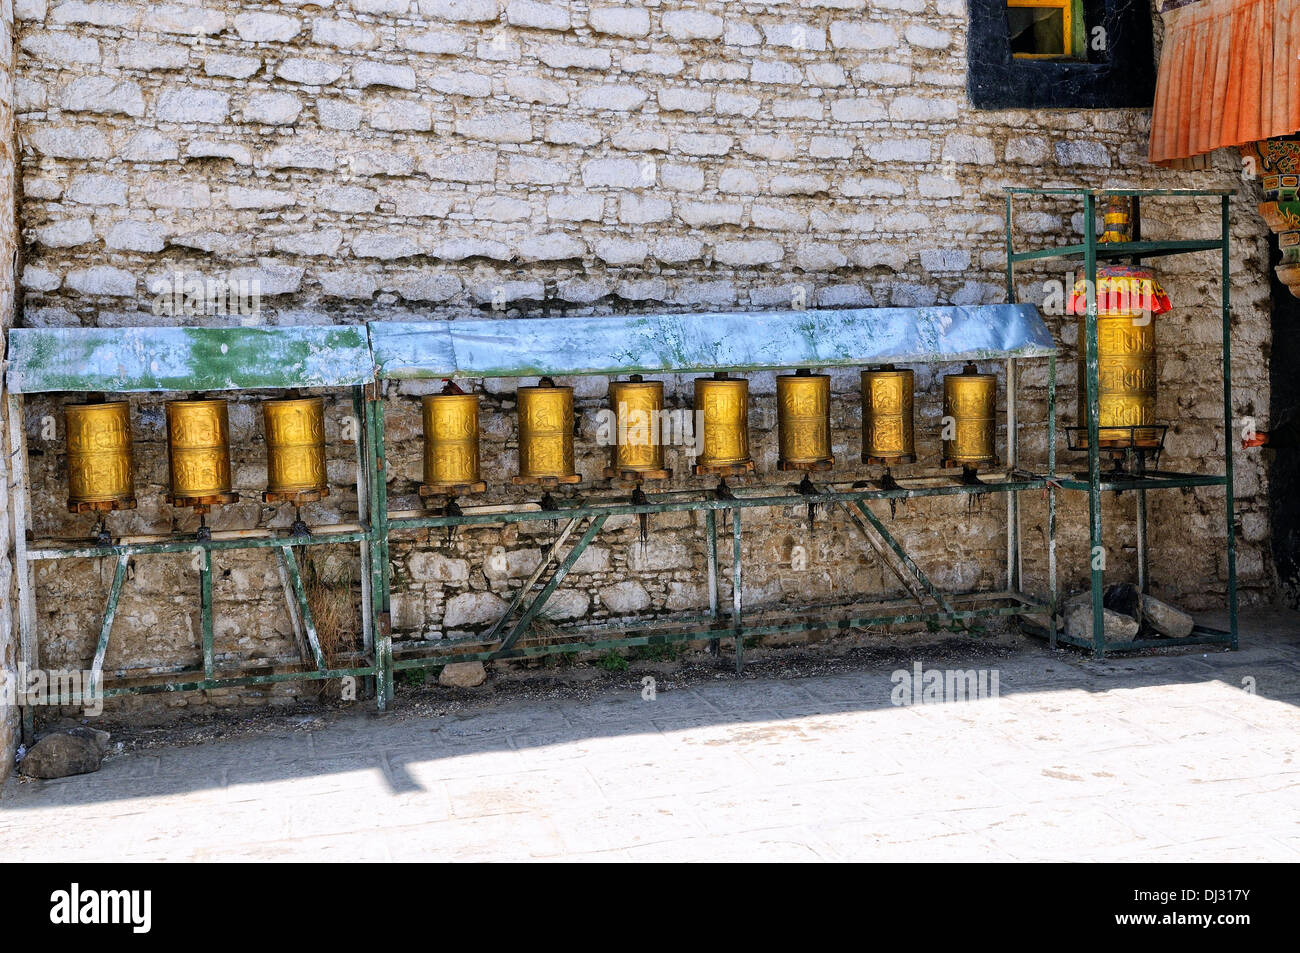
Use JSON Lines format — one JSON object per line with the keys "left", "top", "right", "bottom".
{"left": 732, "top": 505, "right": 743, "bottom": 673}
{"left": 1006, "top": 357, "right": 1019, "bottom": 592}
{"left": 1083, "top": 192, "right": 1106, "bottom": 658}
{"left": 352, "top": 386, "right": 374, "bottom": 661}
{"left": 89, "top": 553, "right": 130, "bottom": 698}
{"left": 280, "top": 545, "right": 326, "bottom": 671}
{"left": 705, "top": 508, "right": 720, "bottom": 654}
{"left": 1048, "top": 352, "right": 1058, "bottom": 649}
{"left": 366, "top": 387, "right": 393, "bottom": 706}
{"left": 7, "top": 394, "right": 38, "bottom": 742}
{"left": 1136, "top": 488, "right": 1148, "bottom": 594}
{"left": 200, "top": 547, "right": 215, "bottom": 682}
{"left": 1221, "top": 195, "right": 1239, "bottom": 649}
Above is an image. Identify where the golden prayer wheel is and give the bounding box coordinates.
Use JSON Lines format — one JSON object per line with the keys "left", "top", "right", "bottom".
{"left": 605, "top": 376, "right": 670, "bottom": 481}
{"left": 693, "top": 373, "right": 754, "bottom": 475}
{"left": 861, "top": 366, "right": 916, "bottom": 465}
{"left": 776, "top": 370, "right": 833, "bottom": 471}
{"left": 165, "top": 398, "right": 238, "bottom": 507}
{"left": 1068, "top": 264, "right": 1169, "bottom": 450}
{"left": 942, "top": 363, "right": 998, "bottom": 468}
{"left": 1100, "top": 195, "right": 1132, "bottom": 244}
{"left": 421, "top": 390, "right": 486, "bottom": 496}
{"left": 1077, "top": 313, "right": 1160, "bottom": 449}
{"left": 65, "top": 400, "right": 136, "bottom": 513}
{"left": 263, "top": 397, "right": 329, "bottom": 503}
{"left": 514, "top": 377, "right": 580, "bottom": 485}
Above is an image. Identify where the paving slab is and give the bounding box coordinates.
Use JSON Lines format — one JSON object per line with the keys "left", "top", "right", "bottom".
{"left": 2, "top": 610, "right": 1298, "bottom": 861}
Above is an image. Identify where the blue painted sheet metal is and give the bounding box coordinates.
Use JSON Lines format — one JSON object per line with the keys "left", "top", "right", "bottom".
{"left": 6, "top": 325, "right": 374, "bottom": 394}
{"left": 368, "top": 305, "right": 1055, "bottom": 380}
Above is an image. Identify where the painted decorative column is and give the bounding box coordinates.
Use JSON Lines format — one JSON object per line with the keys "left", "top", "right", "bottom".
{"left": 1244, "top": 139, "right": 1300, "bottom": 298}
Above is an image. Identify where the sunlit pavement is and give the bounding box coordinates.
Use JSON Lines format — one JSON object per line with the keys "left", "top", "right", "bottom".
{"left": 3, "top": 611, "right": 1298, "bottom": 862}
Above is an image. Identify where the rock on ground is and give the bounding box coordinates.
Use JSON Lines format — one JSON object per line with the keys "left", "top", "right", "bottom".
{"left": 1142, "top": 594, "right": 1195, "bottom": 638}
{"left": 18, "top": 729, "right": 110, "bottom": 779}
{"left": 439, "top": 661, "right": 487, "bottom": 688}
{"left": 1063, "top": 592, "right": 1140, "bottom": 642}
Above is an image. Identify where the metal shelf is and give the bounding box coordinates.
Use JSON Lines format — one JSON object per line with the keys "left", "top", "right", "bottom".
{"left": 1053, "top": 472, "right": 1228, "bottom": 492}
{"left": 1010, "top": 239, "right": 1226, "bottom": 264}
{"left": 1005, "top": 187, "right": 1239, "bottom": 658}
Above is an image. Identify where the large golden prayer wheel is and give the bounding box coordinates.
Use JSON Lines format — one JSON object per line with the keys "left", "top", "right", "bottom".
{"left": 1068, "top": 264, "right": 1169, "bottom": 450}
{"left": 165, "top": 398, "right": 237, "bottom": 507}
{"left": 421, "top": 391, "right": 486, "bottom": 495}
{"left": 1077, "top": 313, "right": 1160, "bottom": 449}
{"left": 605, "top": 376, "right": 670, "bottom": 481}
{"left": 514, "top": 377, "right": 580, "bottom": 485}
{"left": 942, "top": 364, "right": 998, "bottom": 468}
{"left": 65, "top": 400, "right": 136, "bottom": 513}
{"left": 263, "top": 397, "right": 329, "bottom": 503}
{"left": 693, "top": 373, "right": 754, "bottom": 475}
{"left": 776, "top": 370, "right": 833, "bottom": 471}
{"left": 861, "top": 366, "right": 916, "bottom": 465}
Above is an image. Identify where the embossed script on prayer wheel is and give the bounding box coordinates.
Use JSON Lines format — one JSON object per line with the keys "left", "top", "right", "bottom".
{"left": 693, "top": 373, "right": 753, "bottom": 474}
{"left": 263, "top": 397, "right": 329, "bottom": 501}
{"left": 422, "top": 392, "right": 485, "bottom": 494}
{"left": 942, "top": 364, "right": 998, "bottom": 468}
{"left": 1077, "top": 314, "right": 1160, "bottom": 449}
{"left": 606, "top": 376, "right": 669, "bottom": 480}
{"left": 65, "top": 400, "right": 136, "bottom": 512}
{"left": 165, "top": 398, "right": 237, "bottom": 506}
{"left": 776, "top": 370, "right": 833, "bottom": 471}
{"left": 515, "top": 378, "right": 579, "bottom": 485}
{"left": 861, "top": 366, "right": 916, "bottom": 465}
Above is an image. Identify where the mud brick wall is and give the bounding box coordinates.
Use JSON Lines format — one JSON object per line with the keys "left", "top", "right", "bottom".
{"left": 7, "top": 0, "right": 1277, "bottom": 714}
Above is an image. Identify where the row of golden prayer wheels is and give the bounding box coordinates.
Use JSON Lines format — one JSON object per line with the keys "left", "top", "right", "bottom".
{"left": 62, "top": 365, "right": 1000, "bottom": 516}
{"left": 64, "top": 338, "right": 1160, "bottom": 513}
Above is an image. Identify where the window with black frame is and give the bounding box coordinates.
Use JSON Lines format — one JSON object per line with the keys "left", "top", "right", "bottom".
{"left": 968, "top": 0, "right": 1155, "bottom": 109}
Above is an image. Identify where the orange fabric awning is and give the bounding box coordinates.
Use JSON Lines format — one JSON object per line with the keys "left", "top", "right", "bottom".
{"left": 1149, "top": 0, "right": 1300, "bottom": 164}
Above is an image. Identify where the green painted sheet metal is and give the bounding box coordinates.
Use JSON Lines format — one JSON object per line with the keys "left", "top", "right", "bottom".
{"left": 368, "top": 305, "right": 1056, "bottom": 380}
{"left": 6, "top": 325, "right": 374, "bottom": 394}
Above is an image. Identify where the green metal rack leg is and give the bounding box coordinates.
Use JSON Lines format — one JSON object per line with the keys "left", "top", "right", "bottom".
{"left": 1222, "top": 195, "right": 1240, "bottom": 650}
{"left": 199, "top": 548, "right": 215, "bottom": 681}
{"left": 1083, "top": 192, "right": 1107, "bottom": 659}
{"left": 732, "top": 507, "right": 743, "bottom": 673}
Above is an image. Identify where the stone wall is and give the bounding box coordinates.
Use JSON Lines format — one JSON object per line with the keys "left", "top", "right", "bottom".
{"left": 1, "top": 0, "right": 19, "bottom": 778}
{"left": 8, "top": 0, "right": 1276, "bottom": 714}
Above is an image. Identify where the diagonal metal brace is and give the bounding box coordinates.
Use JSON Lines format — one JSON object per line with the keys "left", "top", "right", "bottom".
{"left": 89, "top": 553, "right": 130, "bottom": 698}
{"left": 837, "top": 501, "right": 927, "bottom": 607}
{"left": 846, "top": 499, "right": 955, "bottom": 615}
{"left": 278, "top": 545, "right": 326, "bottom": 672}
{"left": 494, "top": 514, "right": 608, "bottom": 657}
{"left": 483, "top": 516, "right": 582, "bottom": 643}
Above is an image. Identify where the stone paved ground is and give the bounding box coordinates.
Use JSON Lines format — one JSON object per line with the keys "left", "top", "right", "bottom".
{"left": 2, "top": 610, "right": 1298, "bottom": 862}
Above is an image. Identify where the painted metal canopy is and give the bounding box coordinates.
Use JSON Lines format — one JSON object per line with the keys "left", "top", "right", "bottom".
{"left": 369, "top": 305, "right": 1055, "bottom": 380}
{"left": 5, "top": 306, "right": 1056, "bottom": 392}
{"left": 6, "top": 325, "right": 373, "bottom": 394}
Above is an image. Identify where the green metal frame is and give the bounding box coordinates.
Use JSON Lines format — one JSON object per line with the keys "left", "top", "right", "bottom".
{"left": 1004, "top": 187, "right": 1239, "bottom": 657}
{"left": 5, "top": 302, "right": 1082, "bottom": 719}
{"left": 369, "top": 359, "right": 1059, "bottom": 705}
{"left": 6, "top": 326, "right": 383, "bottom": 739}
{"left": 380, "top": 479, "right": 1054, "bottom": 684}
